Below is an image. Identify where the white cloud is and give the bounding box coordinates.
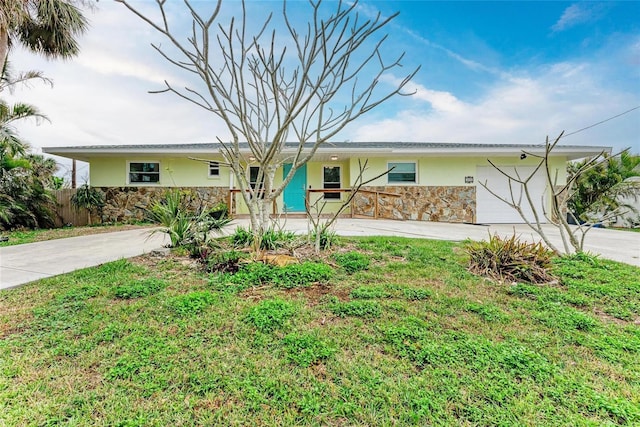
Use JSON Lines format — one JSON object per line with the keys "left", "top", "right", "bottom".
{"left": 552, "top": 3, "right": 602, "bottom": 32}
{"left": 2, "top": 0, "right": 638, "bottom": 162}
{"left": 348, "top": 60, "right": 639, "bottom": 152}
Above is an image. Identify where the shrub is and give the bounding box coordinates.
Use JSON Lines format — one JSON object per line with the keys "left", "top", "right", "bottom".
{"left": 214, "top": 261, "right": 333, "bottom": 292}
{"left": 70, "top": 184, "right": 105, "bottom": 224}
{"left": 465, "top": 302, "right": 508, "bottom": 323}
{"left": 311, "top": 228, "right": 338, "bottom": 251}
{"left": 403, "top": 288, "right": 432, "bottom": 301}
{"left": 206, "top": 250, "right": 245, "bottom": 273}
{"left": 231, "top": 226, "right": 297, "bottom": 250}
{"left": 244, "top": 299, "right": 298, "bottom": 333}
{"left": 464, "top": 234, "right": 556, "bottom": 284}
{"left": 350, "top": 286, "right": 389, "bottom": 299}
{"left": 329, "top": 300, "right": 382, "bottom": 318}
{"left": 146, "top": 191, "right": 194, "bottom": 248}
{"left": 167, "top": 291, "right": 215, "bottom": 316}
{"left": 260, "top": 228, "right": 297, "bottom": 250}
{"left": 276, "top": 262, "right": 333, "bottom": 288}
{"left": 333, "top": 251, "right": 370, "bottom": 274}
{"left": 282, "top": 332, "right": 336, "bottom": 367}
{"left": 231, "top": 226, "right": 254, "bottom": 248}
{"left": 208, "top": 202, "right": 228, "bottom": 220}
{"left": 185, "top": 216, "right": 232, "bottom": 260}
{"left": 114, "top": 278, "right": 167, "bottom": 299}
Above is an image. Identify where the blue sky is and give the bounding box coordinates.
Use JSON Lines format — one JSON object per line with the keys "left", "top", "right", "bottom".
{"left": 5, "top": 1, "right": 639, "bottom": 181}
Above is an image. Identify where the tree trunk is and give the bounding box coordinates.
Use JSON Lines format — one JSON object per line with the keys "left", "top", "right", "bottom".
{"left": 0, "top": 28, "right": 9, "bottom": 78}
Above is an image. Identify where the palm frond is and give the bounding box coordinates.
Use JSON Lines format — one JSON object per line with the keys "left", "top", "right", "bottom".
{"left": 18, "top": 0, "right": 88, "bottom": 59}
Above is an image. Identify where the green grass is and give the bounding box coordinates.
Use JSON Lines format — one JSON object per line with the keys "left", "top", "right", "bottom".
{"left": 0, "top": 223, "right": 151, "bottom": 247}
{"left": 610, "top": 227, "right": 640, "bottom": 233}
{"left": 1, "top": 237, "right": 639, "bottom": 426}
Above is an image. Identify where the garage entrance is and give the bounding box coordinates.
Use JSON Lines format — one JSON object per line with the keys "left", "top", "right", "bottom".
{"left": 476, "top": 166, "right": 547, "bottom": 223}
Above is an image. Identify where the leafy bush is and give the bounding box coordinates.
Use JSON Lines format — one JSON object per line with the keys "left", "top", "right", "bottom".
{"left": 114, "top": 278, "right": 167, "bottom": 299}
{"left": 350, "top": 286, "right": 389, "bottom": 299}
{"left": 465, "top": 302, "right": 508, "bottom": 323}
{"left": 214, "top": 261, "right": 333, "bottom": 292}
{"left": 58, "top": 285, "right": 101, "bottom": 303}
{"left": 167, "top": 291, "right": 216, "bottom": 316}
{"left": 276, "top": 262, "right": 333, "bottom": 289}
{"left": 146, "top": 190, "right": 194, "bottom": 248}
{"left": 222, "top": 262, "right": 279, "bottom": 289}
{"left": 403, "top": 288, "right": 432, "bottom": 301}
{"left": 206, "top": 250, "right": 246, "bottom": 273}
{"left": 231, "top": 226, "right": 298, "bottom": 250}
{"left": 231, "top": 226, "right": 254, "bottom": 248}
{"left": 184, "top": 217, "right": 231, "bottom": 261}
{"left": 260, "top": 228, "right": 297, "bottom": 250}
{"left": 464, "top": 234, "right": 556, "bottom": 283}
{"left": 147, "top": 190, "right": 231, "bottom": 250}
{"left": 329, "top": 300, "right": 382, "bottom": 318}
{"left": 244, "top": 299, "right": 298, "bottom": 333}
{"left": 567, "top": 151, "right": 640, "bottom": 223}
{"left": 333, "top": 251, "right": 370, "bottom": 274}
{"left": 71, "top": 184, "right": 105, "bottom": 224}
{"left": 282, "top": 332, "right": 336, "bottom": 367}
{"left": 311, "top": 228, "right": 338, "bottom": 251}
{"left": 208, "top": 202, "right": 228, "bottom": 219}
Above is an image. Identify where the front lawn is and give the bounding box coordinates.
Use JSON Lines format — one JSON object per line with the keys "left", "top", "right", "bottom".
{"left": 0, "top": 223, "right": 152, "bottom": 247}
{"left": 1, "top": 237, "right": 638, "bottom": 426}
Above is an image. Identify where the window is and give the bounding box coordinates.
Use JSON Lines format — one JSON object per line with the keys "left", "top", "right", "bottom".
{"left": 249, "top": 166, "right": 261, "bottom": 189}
{"left": 128, "top": 162, "right": 160, "bottom": 184}
{"left": 208, "top": 161, "right": 220, "bottom": 177}
{"left": 249, "top": 166, "right": 265, "bottom": 198}
{"left": 388, "top": 162, "right": 416, "bottom": 184}
{"left": 323, "top": 166, "right": 341, "bottom": 199}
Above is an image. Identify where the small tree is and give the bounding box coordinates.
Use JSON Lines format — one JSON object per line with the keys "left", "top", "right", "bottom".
{"left": 117, "top": 0, "right": 418, "bottom": 242}
{"left": 71, "top": 184, "right": 104, "bottom": 225}
{"left": 567, "top": 151, "right": 640, "bottom": 224}
{"left": 480, "top": 132, "right": 625, "bottom": 256}
{"left": 306, "top": 159, "right": 391, "bottom": 253}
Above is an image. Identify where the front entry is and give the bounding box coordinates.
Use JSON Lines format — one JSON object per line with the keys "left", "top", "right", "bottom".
{"left": 283, "top": 164, "right": 307, "bottom": 212}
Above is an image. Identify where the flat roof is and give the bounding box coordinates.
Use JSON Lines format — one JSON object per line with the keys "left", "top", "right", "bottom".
{"left": 43, "top": 141, "right": 611, "bottom": 162}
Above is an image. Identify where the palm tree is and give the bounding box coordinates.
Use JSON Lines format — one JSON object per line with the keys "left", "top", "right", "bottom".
{"left": 0, "top": 0, "right": 88, "bottom": 68}
{"left": 0, "top": 63, "right": 56, "bottom": 230}
{"left": 568, "top": 151, "right": 640, "bottom": 223}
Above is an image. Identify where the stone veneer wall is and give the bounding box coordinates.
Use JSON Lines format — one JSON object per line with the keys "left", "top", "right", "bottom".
{"left": 352, "top": 186, "right": 476, "bottom": 223}
{"left": 98, "top": 187, "right": 230, "bottom": 223}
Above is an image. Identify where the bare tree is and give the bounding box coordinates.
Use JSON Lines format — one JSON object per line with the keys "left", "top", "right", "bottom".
{"left": 306, "top": 159, "right": 391, "bottom": 253}
{"left": 480, "top": 132, "right": 620, "bottom": 255}
{"left": 116, "top": 0, "right": 418, "bottom": 237}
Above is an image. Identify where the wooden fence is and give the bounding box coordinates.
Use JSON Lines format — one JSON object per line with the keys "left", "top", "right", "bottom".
{"left": 53, "top": 189, "right": 90, "bottom": 227}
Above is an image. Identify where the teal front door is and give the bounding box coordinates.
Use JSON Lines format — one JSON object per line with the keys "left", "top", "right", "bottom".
{"left": 283, "top": 164, "right": 307, "bottom": 212}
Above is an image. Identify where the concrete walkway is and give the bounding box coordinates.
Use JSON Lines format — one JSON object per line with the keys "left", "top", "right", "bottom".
{"left": 0, "top": 229, "right": 167, "bottom": 290}
{"left": 1, "top": 219, "right": 638, "bottom": 290}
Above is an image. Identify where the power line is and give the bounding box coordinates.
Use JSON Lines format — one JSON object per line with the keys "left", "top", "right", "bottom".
{"left": 560, "top": 105, "right": 640, "bottom": 140}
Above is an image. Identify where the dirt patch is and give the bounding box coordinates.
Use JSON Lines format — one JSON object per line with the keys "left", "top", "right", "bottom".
{"left": 593, "top": 307, "right": 639, "bottom": 326}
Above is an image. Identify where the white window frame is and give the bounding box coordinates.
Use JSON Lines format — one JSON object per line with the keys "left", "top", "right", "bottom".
{"left": 323, "top": 165, "right": 342, "bottom": 201}
{"left": 208, "top": 161, "right": 220, "bottom": 178}
{"left": 387, "top": 161, "right": 417, "bottom": 184}
{"left": 127, "top": 160, "right": 161, "bottom": 185}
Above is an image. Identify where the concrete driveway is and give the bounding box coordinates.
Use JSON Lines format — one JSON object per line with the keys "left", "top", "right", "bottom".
{"left": 1, "top": 219, "right": 638, "bottom": 290}
{"left": 0, "top": 229, "right": 167, "bottom": 290}
{"left": 228, "top": 218, "right": 639, "bottom": 266}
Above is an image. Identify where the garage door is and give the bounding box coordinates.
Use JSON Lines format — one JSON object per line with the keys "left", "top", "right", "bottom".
{"left": 476, "top": 166, "right": 548, "bottom": 223}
